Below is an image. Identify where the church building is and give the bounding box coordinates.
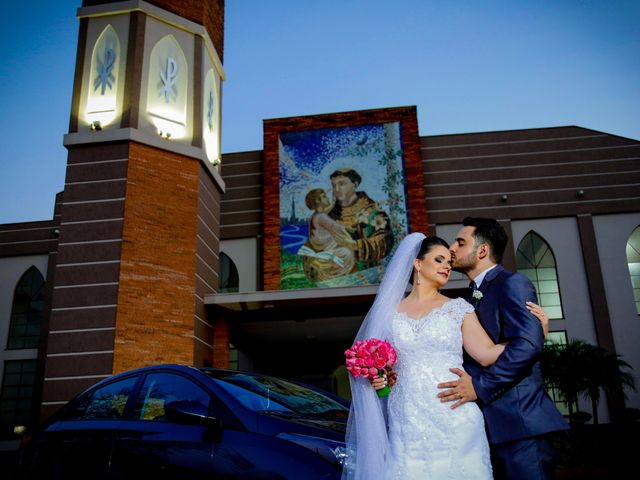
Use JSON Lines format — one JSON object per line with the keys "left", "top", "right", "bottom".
{"left": 0, "top": 0, "right": 639, "bottom": 455}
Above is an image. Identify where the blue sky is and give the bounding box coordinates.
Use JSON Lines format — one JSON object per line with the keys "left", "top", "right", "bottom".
{"left": 1, "top": 0, "right": 638, "bottom": 223}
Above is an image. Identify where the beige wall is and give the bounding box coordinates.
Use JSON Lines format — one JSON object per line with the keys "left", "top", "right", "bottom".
{"left": 593, "top": 212, "right": 640, "bottom": 411}
{"left": 221, "top": 237, "right": 258, "bottom": 292}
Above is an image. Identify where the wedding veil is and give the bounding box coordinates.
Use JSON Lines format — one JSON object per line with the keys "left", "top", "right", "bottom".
{"left": 342, "top": 232, "right": 426, "bottom": 480}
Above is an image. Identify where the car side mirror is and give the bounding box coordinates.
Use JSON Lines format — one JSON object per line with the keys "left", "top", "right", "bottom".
{"left": 164, "top": 400, "right": 223, "bottom": 432}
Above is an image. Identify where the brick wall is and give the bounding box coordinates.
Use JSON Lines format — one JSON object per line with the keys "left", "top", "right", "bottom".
{"left": 194, "top": 166, "right": 222, "bottom": 366}
{"left": 112, "top": 142, "right": 200, "bottom": 373}
{"left": 262, "top": 106, "right": 428, "bottom": 290}
{"left": 147, "top": 0, "right": 224, "bottom": 62}
{"left": 40, "top": 143, "right": 129, "bottom": 419}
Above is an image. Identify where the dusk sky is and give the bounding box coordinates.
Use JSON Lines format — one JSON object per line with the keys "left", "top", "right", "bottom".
{"left": 1, "top": 0, "right": 638, "bottom": 224}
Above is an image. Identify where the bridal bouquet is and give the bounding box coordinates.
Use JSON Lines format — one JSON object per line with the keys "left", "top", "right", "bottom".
{"left": 344, "top": 338, "right": 397, "bottom": 398}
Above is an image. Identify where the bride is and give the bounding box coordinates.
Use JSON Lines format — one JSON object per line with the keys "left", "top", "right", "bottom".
{"left": 342, "top": 233, "right": 548, "bottom": 480}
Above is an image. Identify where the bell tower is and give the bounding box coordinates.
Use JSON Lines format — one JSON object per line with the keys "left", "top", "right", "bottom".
{"left": 41, "top": 0, "right": 225, "bottom": 418}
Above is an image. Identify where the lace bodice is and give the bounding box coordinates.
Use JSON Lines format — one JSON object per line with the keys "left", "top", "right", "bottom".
{"left": 384, "top": 297, "right": 492, "bottom": 479}
{"left": 391, "top": 297, "right": 474, "bottom": 377}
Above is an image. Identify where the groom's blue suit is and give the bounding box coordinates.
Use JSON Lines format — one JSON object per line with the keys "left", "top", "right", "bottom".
{"left": 463, "top": 265, "right": 569, "bottom": 478}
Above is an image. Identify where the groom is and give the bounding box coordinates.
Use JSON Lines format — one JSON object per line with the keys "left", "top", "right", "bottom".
{"left": 438, "top": 217, "right": 569, "bottom": 479}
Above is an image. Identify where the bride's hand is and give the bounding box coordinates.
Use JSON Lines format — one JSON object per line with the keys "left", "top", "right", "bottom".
{"left": 526, "top": 301, "right": 549, "bottom": 339}
{"left": 370, "top": 366, "right": 398, "bottom": 391}
{"left": 370, "top": 374, "right": 388, "bottom": 391}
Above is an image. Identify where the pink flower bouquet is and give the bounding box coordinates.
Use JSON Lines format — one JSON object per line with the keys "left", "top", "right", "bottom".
{"left": 344, "top": 338, "right": 397, "bottom": 398}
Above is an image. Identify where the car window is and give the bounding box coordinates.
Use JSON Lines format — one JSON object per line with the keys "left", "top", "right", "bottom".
{"left": 134, "top": 373, "right": 210, "bottom": 421}
{"left": 206, "top": 372, "right": 349, "bottom": 417}
{"left": 67, "top": 376, "right": 137, "bottom": 420}
{"left": 212, "top": 379, "right": 290, "bottom": 412}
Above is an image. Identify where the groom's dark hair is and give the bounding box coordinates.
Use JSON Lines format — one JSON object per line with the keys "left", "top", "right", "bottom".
{"left": 462, "top": 217, "right": 508, "bottom": 264}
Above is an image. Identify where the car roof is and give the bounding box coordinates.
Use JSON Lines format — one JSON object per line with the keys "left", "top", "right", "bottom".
{"left": 66, "top": 364, "right": 349, "bottom": 408}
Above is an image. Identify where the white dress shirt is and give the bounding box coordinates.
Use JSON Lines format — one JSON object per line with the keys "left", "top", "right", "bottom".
{"left": 471, "top": 264, "right": 499, "bottom": 288}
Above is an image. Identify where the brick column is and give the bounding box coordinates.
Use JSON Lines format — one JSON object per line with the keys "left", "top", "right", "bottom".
{"left": 212, "top": 316, "right": 229, "bottom": 368}
{"left": 112, "top": 142, "right": 200, "bottom": 373}
{"left": 41, "top": 0, "right": 226, "bottom": 417}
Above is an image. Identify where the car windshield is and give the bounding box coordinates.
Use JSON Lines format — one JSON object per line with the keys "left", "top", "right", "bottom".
{"left": 201, "top": 369, "right": 348, "bottom": 417}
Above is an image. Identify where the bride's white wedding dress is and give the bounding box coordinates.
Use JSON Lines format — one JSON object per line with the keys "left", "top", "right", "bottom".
{"left": 384, "top": 298, "right": 493, "bottom": 479}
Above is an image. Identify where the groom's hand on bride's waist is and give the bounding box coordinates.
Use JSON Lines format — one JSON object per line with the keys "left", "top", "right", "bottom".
{"left": 437, "top": 368, "right": 477, "bottom": 409}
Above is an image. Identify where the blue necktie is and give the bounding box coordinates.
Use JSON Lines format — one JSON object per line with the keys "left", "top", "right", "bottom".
{"left": 469, "top": 281, "right": 480, "bottom": 307}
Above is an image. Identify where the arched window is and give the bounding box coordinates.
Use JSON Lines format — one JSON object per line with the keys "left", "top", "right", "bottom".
{"left": 220, "top": 252, "right": 239, "bottom": 293}
{"left": 626, "top": 225, "right": 640, "bottom": 314}
{"left": 516, "top": 231, "right": 563, "bottom": 319}
{"left": 7, "top": 267, "right": 45, "bottom": 349}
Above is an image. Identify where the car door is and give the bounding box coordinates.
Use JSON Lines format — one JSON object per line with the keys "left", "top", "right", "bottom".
{"left": 109, "top": 371, "right": 218, "bottom": 479}
{"left": 45, "top": 375, "right": 138, "bottom": 480}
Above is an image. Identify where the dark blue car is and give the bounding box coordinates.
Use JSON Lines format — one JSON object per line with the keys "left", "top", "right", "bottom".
{"left": 19, "top": 365, "right": 349, "bottom": 479}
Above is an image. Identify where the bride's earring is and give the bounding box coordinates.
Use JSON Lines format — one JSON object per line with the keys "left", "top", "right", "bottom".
{"left": 416, "top": 269, "right": 421, "bottom": 285}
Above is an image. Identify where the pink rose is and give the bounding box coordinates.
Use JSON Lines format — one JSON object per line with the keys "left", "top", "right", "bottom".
{"left": 345, "top": 338, "right": 397, "bottom": 380}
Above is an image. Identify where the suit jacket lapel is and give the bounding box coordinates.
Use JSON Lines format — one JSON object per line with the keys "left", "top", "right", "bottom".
{"left": 476, "top": 264, "right": 504, "bottom": 339}
{"left": 479, "top": 264, "right": 503, "bottom": 294}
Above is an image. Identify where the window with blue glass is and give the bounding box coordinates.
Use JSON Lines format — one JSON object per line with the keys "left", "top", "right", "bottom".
{"left": 7, "top": 266, "right": 45, "bottom": 349}
{"left": 516, "top": 231, "right": 563, "bottom": 319}
{"left": 0, "top": 360, "right": 37, "bottom": 438}
{"left": 626, "top": 225, "right": 640, "bottom": 314}
{"left": 220, "top": 252, "right": 239, "bottom": 293}
{"left": 67, "top": 376, "right": 137, "bottom": 420}
{"left": 135, "top": 373, "right": 211, "bottom": 421}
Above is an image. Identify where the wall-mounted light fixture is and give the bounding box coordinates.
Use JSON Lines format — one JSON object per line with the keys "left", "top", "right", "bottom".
{"left": 150, "top": 114, "right": 184, "bottom": 140}
{"left": 212, "top": 158, "right": 221, "bottom": 167}
{"left": 501, "top": 194, "right": 508, "bottom": 202}
{"left": 90, "top": 120, "right": 102, "bottom": 131}
{"left": 577, "top": 189, "right": 585, "bottom": 197}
